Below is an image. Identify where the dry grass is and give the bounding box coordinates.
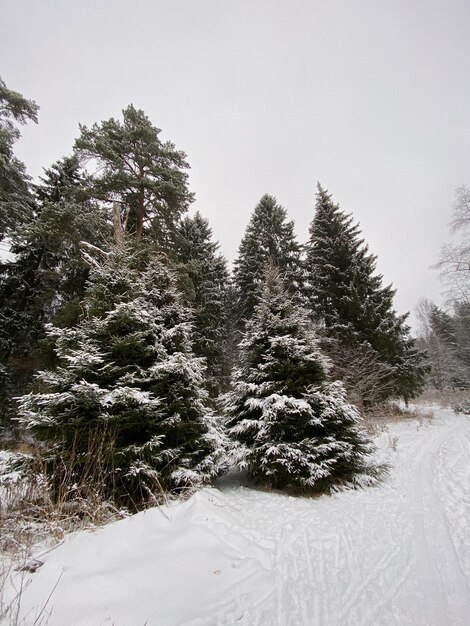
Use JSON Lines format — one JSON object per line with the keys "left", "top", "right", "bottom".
{"left": 362, "top": 401, "right": 434, "bottom": 436}
{"left": 0, "top": 437, "right": 128, "bottom": 625}
{"left": 0, "top": 420, "right": 187, "bottom": 623}
{"left": 413, "top": 388, "right": 470, "bottom": 410}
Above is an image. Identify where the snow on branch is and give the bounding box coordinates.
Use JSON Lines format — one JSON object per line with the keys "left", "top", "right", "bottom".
{"left": 79, "top": 241, "right": 110, "bottom": 268}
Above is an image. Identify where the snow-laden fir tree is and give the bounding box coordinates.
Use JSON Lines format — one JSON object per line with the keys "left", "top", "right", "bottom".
{"left": 225, "top": 265, "right": 379, "bottom": 493}
{"left": 174, "top": 211, "right": 231, "bottom": 397}
{"left": 305, "top": 184, "right": 426, "bottom": 405}
{"left": 18, "top": 243, "right": 226, "bottom": 507}
{"left": 233, "top": 194, "right": 305, "bottom": 324}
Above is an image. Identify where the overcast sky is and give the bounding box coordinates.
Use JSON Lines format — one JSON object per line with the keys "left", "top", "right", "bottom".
{"left": 2, "top": 0, "right": 469, "bottom": 331}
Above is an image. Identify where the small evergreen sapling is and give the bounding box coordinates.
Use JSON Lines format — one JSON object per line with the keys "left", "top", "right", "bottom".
{"left": 225, "top": 266, "right": 379, "bottom": 493}
{"left": 18, "top": 243, "right": 226, "bottom": 508}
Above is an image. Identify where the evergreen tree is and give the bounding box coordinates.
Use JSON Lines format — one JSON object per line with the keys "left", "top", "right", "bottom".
{"left": 174, "top": 211, "right": 231, "bottom": 397}
{"left": 416, "top": 299, "right": 470, "bottom": 390}
{"left": 18, "top": 243, "right": 226, "bottom": 507}
{"left": 453, "top": 302, "right": 470, "bottom": 372}
{"left": 423, "top": 302, "right": 466, "bottom": 389}
{"left": 225, "top": 266, "right": 378, "bottom": 493}
{"left": 0, "top": 156, "right": 109, "bottom": 428}
{"left": 233, "top": 194, "right": 305, "bottom": 323}
{"left": 74, "top": 105, "right": 193, "bottom": 247}
{"left": 306, "top": 184, "right": 426, "bottom": 404}
{"left": 0, "top": 77, "right": 39, "bottom": 239}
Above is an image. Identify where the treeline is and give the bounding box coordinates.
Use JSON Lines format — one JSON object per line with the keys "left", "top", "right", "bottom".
{"left": 0, "top": 78, "right": 425, "bottom": 506}
{"left": 416, "top": 186, "right": 470, "bottom": 391}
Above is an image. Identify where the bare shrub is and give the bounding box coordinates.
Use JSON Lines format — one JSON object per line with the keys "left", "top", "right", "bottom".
{"left": 360, "top": 401, "right": 433, "bottom": 436}
{"left": 414, "top": 387, "right": 470, "bottom": 410}
{"left": 324, "top": 341, "right": 394, "bottom": 414}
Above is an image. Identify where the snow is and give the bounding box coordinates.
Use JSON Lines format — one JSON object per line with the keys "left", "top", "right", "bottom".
{"left": 4, "top": 407, "right": 470, "bottom": 625}
{"left": 0, "top": 451, "right": 23, "bottom": 491}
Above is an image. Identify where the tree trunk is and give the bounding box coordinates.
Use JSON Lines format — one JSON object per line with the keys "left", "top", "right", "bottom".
{"left": 135, "top": 181, "right": 145, "bottom": 241}
{"left": 113, "top": 203, "right": 125, "bottom": 245}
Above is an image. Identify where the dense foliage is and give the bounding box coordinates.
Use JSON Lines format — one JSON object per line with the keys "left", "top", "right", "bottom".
{"left": 0, "top": 77, "right": 430, "bottom": 505}
{"left": 305, "top": 184, "right": 426, "bottom": 406}
{"left": 0, "top": 77, "right": 39, "bottom": 240}
{"left": 74, "top": 104, "right": 193, "bottom": 248}
{"left": 174, "top": 211, "right": 231, "bottom": 397}
{"left": 226, "top": 267, "right": 379, "bottom": 492}
{"left": 233, "top": 194, "right": 305, "bottom": 324}
{"left": 417, "top": 300, "right": 470, "bottom": 390}
{"left": 0, "top": 156, "right": 109, "bottom": 423}
{"left": 18, "top": 244, "right": 226, "bottom": 507}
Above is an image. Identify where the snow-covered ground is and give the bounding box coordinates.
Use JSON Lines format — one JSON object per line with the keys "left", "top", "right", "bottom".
{"left": 3, "top": 407, "right": 470, "bottom": 625}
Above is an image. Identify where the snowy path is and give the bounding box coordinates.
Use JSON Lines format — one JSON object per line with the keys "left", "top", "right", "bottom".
{"left": 5, "top": 408, "right": 470, "bottom": 625}
{"left": 219, "top": 409, "right": 470, "bottom": 626}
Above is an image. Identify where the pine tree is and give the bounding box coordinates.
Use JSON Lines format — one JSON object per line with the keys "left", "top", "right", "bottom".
{"left": 74, "top": 105, "right": 193, "bottom": 247}
{"left": 225, "top": 266, "right": 378, "bottom": 493}
{"left": 306, "top": 184, "right": 426, "bottom": 405}
{"left": 0, "top": 77, "right": 39, "bottom": 240}
{"left": 233, "top": 194, "right": 305, "bottom": 323}
{"left": 18, "top": 243, "right": 226, "bottom": 507}
{"left": 174, "top": 211, "right": 231, "bottom": 397}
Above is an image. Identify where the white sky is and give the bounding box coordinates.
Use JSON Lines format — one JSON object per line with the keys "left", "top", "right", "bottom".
{"left": 2, "top": 0, "right": 469, "bottom": 330}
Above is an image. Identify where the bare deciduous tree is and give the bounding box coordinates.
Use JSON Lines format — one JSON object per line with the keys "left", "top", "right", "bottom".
{"left": 436, "top": 185, "right": 470, "bottom": 304}
{"left": 324, "top": 340, "right": 393, "bottom": 413}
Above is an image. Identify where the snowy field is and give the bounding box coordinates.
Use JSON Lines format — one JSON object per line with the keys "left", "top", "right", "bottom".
{"left": 3, "top": 407, "right": 470, "bottom": 626}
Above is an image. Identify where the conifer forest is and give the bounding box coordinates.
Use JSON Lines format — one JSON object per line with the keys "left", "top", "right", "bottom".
{"left": 0, "top": 77, "right": 431, "bottom": 501}
{"left": 1, "top": 66, "right": 470, "bottom": 625}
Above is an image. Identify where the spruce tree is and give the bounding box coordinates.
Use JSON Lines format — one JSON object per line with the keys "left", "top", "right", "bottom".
{"left": 0, "top": 156, "right": 109, "bottom": 428}
{"left": 174, "top": 211, "right": 231, "bottom": 397}
{"left": 18, "top": 243, "right": 226, "bottom": 507}
{"left": 74, "top": 105, "right": 193, "bottom": 247}
{"left": 225, "top": 266, "right": 378, "bottom": 493}
{"left": 233, "top": 194, "right": 305, "bottom": 323}
{"left": 306, "top": 184, "right": 426, "bottom": 405}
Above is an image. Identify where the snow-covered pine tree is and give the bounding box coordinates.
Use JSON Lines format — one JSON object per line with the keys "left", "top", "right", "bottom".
{"left": 225, "top": 265, "right": 379, "bottom": 493}
{"left": 18, "top": 243, "right": 226, "bottom": 507}
{"left": 233, "top": 194, "right": 305, "bottom": 324}
{"left": 174, "top": 211, "right": 231, "bottom": 397}
{"left": 305, "top": 184, "right": 426, "bottom": 405}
